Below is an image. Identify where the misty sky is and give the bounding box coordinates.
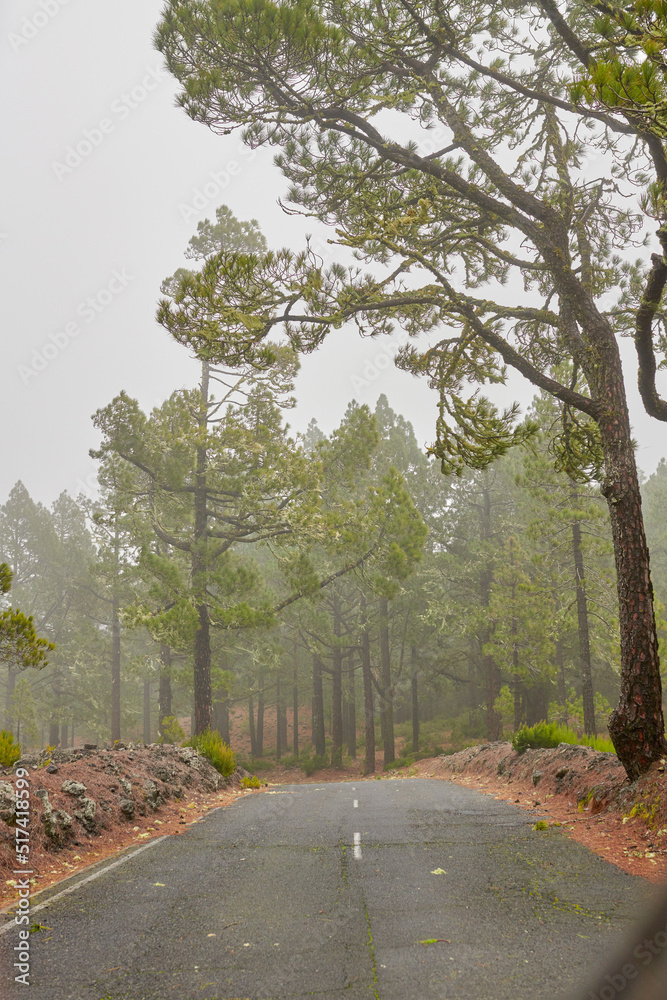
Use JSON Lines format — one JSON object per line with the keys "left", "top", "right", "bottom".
{"left": 2, "top": 0, "right": 665, "bottom": 509}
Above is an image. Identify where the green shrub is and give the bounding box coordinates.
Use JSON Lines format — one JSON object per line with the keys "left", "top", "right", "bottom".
{"left": 0, "top": 730, "right": 21, "bottom": 768}
{"left": 384, "top": 755, "right": 413, "bottom": 771}
{"left": 241, "top": 775, "right": 261, "bottom": 789}
{"left": 511, "top": 721, "right": 615, "bottom": 755}
{"left": 184, "top": 729, "right": 236, "bottom": 777}
{"left": 236, "top": 756, "right": 275, "bottom": 772}
{"left": 158, "top": 715, "right": 186, "bottom": 745}
{"left": 299, "top": 753, "right": 328, "bottom": 777}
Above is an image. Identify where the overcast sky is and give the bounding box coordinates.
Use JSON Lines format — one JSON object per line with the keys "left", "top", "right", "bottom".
{"left": 2, "top": 1, "right": 665, "bottom": 510}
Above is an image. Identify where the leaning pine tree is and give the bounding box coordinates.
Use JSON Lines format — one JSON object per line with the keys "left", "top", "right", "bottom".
{"left": 155, "top": 1, "right": 666, "bottom": 779}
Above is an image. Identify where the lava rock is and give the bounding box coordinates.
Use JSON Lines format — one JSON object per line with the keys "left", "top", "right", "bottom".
{"left": 0, "top": 782, "right": 17, "bottom": 824}
{"left": 119, "top": 798, "right": 135, "bottom": 820}
{"left": 73, "top": 797, "right": 97, "bottom": 832}
{"left": 61, "top": 780, "right": 87, "bottom": 798}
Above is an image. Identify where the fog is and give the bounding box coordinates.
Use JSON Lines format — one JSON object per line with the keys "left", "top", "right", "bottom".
{"left": 1, "top": 0, "right": 664, "bottom": 507}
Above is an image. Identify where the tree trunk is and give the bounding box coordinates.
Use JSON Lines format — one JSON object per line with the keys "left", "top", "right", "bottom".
{"left": 212, "top": 697, "right": 230, "bottom": 744}
{"left": 569, "top": 483, "right": 596, "bottom": 736}
{"left": 192, "top": 362, "right": 212, "bottom": 735}
{"left": 111, "top": 596, "right": 121, "bottom": 742}
{"left": 555, "top": 634, "right": 567, "bottom": 724}
{"left": 379, "top": 596, "right": 395, "bottom": 767}
{"left": 331, "top": 596, "right": 344, "bottom": 768}
{"left": 590, "top": 346, "right": 666, "bottom": 778}
{"left": 5, "top": 668, "right": 16, "bottom": 730}
{"left": 360, "top": 597, "right": 375, "bottom": 774}
{"left": 480, "top": 479, "right": 502, "bottom": 740}
{"left": 159, "top": 645, "right": 173, "bottom": 728}
{"left": 293, "top": 661, "right": 299, "bottom": 759}
{"left": 256, "top": 675, "right": 264, "bottom": 758}
{"left": 312, "top": 653, "right": 326, "bottom": 757}
{"left": 276, "top": 677, "right": 283, "bottom": 760}
{"left": 411, "top": 644, "right": 420, "bottom": 755}
{"left": 248, "top": 696, "right": 256, "bottom": 757}
{"left": 346, "top": 657, "right": 356, "bottom": 759}
{"left": 280, "top": 689, "right": 288, "bottom": 752}
{"left": 143, "top": 677, "right": 151, "bottom": 743}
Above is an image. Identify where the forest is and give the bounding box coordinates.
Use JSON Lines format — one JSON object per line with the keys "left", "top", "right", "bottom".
{"left": 3, "top": 297, "right": 667, "bottom": 778}
{"left": 5, "top": 0, "right": 667, "bottom": 786}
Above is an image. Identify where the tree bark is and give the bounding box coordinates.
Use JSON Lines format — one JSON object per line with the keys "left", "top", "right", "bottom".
{"left": 360, "top": 597, "right": 376, "bottom": 774}
{"left": 293, "top": 661, "right": 299, "bottom": 759}
{"left": 5, "top": 668, "right": 16, "bottom": 731}
{"left": 587, "top": 341, "right": 666, "bottom": 778}
{"left": 192, "top": 362, "right": 212, "bottom": 735}
{"left": 331, "top": 596, "right": 344, "bottom": 768}
{"left": 479, "top": 480, "right": 502, "bottom": 740}
{"left": 346, "top": 656, "right": 356, "bottom": 759}
{"left": 256, "top": 674, "right": 264, "bottom": 758}
{"left": 158, "top": 644, "right": 173, "bottom": 729}
{"left": 212, "top": 697, "right": 230, "bottom": 744}
{"left": 276, "top": 677, "right": 283, "bottom": 759}
{"left": 555, "top": 633, "right": 567, "bottom": 723}
{"left": 569, "top": 482, "right": 596, "bottom": 736}
{"left": 111, "top": 599, "right": 121, "bottom": 743}
{"left": 411, "top": 644, "right": 420, "bottom": 755}
{"left": 312, "top": 653, "right": 326, "bottom": 757}
{"left": 248, "top": 695, "right": 256, "bottom": 757}
{"left": 379, "top": 596, "right": 395, "bottom": 767}
{"left": 143, "top": 677, "right": 151, "bottom": 743}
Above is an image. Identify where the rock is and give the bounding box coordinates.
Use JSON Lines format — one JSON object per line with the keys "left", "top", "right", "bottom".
{"left": 0, "top": 781, "right": 17, "bottom": 824}
{"left": 143, "top": 780, "right": 163, "bottom": 811}
{"left": 555, "top": 766, "right": 569, "bottom": 779}
{"left": 45, "top": 764, "right": 58, "bottom": 774}
{"left": 61, "top": 780, "right": 87, "bottom": 798}
{"left": 119, "top": 778, "right": 132, "bottom": 796}
{"left": 15, "top": 754, "right": 40, "bottom": 769}
{"left": 152, "top": 765, "right": 174, "bottom": 783}
{"left": 532, "top": 770, "right": 542, "bottom": 786}
{"left": 73, "top": 797, "right": 97, "bottom": 832}
{"left": 57, "top": 810, "right": 72, "bottom": 832}
{"left": 35, "top": 789, "right": 71, "bottom": 844}
{"left": 119, "top": 798, "right": 135, "bottom": 820}
{"left": 178, "top": 747, "right": 201, "bottom": 768}
{"left": 83, "top": 743, "right": 98, "bottom": 750}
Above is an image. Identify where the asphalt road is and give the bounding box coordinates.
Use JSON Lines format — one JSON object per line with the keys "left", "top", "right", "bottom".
{"left": 0, "top": 778, "right": 653, "bottom": 1000}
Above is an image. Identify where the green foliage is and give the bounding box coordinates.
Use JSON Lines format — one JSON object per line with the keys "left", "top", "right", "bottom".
{"left": 512, "top": 722, "right": 615, "bottom": 756}
{"left": 0, "top": 563, "right": 54, "bottom": 670}
{"left": 241, "top": 774, "right": 261, "bottom": 789}
{"left": 298, "top": 751, "right": 328, "bottom": 776}
{"left": 236, "top": 756, "right": 275, "bottom": 772}
{"left": 0, "top": 729, "right": 21, "bottom": 768}
{"left": 158, "top": 715, "right": 186, "bottom": 744}
{"left": 185, "top": 729, "right": 236, "bottom": 777}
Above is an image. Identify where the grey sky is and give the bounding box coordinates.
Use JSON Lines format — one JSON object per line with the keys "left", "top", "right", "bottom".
{"left": 1, "top": 1, "right": 665, "bottom": 509}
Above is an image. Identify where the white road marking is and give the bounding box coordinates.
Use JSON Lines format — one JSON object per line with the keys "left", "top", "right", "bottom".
{"left": 353, "top": 832, "right": 362, "bottom": 859}
{"left": 353, "top": 799, "right": 359, "bottom": 808}
{"left": 0, "top": 836, "right": 169, "bottom": 937}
